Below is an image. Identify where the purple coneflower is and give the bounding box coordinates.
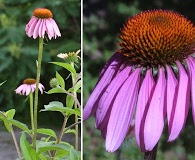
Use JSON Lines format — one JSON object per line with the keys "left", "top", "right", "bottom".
{"left": 25, "top": 8, "right": 61, "bottom": 39}
{"left": 84, "top": 10, "right": 195, "bottom": 152}
{"left": 15, "top": 78, "right": 44, "bottom": 96}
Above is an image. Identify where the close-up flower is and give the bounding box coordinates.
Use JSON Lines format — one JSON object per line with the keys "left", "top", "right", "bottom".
{"left": 84, "top": 10, "right": 195, "bottom": 153}
{"left": 25, "top": 8, "right": 61, "bottom": 39}
{"left": 15, "top": 78, "right": 44, "bottom": 96}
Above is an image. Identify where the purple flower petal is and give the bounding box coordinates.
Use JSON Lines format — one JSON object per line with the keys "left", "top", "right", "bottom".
{"left": 50, "top": 18, "right": 61, "bottom": 37}
{"left": 135, "top": 69, "right": 155, "bottom": 151}
{"left": 144, "top": 67, "right": 166, "bottom": 151}
{"left": 168, "top": 61, "right": 190, "bottom": 141}
{"left": 96, "top": 65, "right": 132, "bottom": 129}
{"left": 26, "top": 17, "right": 37, "bottom": 37}
{"left": 166, "top": 65, "right": 178, "bottom": 130}
{"left": 33, "top": 19, "right": 42, "bottom": 39}
{"left": 186, "top": 57, "right": 195, "bottom": 124}
{"left": 83, "top": 55, "right": 123, "bottom": 120}
{"left": 106, "top": 68, "right": 141, "bottom": 152}
{"left": 46, "top": 19, "right": 54, "bottom": 39}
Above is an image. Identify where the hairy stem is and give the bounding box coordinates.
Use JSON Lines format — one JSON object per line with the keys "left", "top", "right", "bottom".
{"left": 29, "top": 92, "right": 34, "bottom": 132}
{"left": 10, "top": 126, "right": 22, "bottom": 160}
{"left": 52, "top": 116, "right": 68, "bottom": 159}
{"left": 33, "top": 37, "right": 44, "bottom": 149}
{"left": 70, "top": 62, "right": 79, "bottom": 150}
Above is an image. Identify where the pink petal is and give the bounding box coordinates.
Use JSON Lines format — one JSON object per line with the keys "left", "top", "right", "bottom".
{"left": 168, "top": 61, "right": 190, "bottom": 141}
{"left": 135, "top": 69, "right": 155, "bottom": 151}
{"left": 25, "top": 85, "right": 31, "bottom": 95}
{"left": 49, "top": 19, "right": 61, "bottom": 37}
{"left": 33, "top": 19, "right": 42, "bottom": 39}
{"left": 96, "top": 65, "right": 132, "bottom": 129}
{"left": 106, "top": 68, "right": 141, "bottom": 152}
{"left": 166, "top": 65, "right": 178, "bottom": 129}
{"left": 26, "top": 17, "right": 37, "bottom": 37}
{"left": 144, "top": 67, "right": 166, "bottom": 151}
{"left": 186, "top": 57, "right": 195, "bottom": 124}
{"left": 38, "top": 19, "right": 44, "bottom": 37}
{"left": 46, "top": 19, "right": 54, "bottom": 39}
{"left": 83, "top": 56, "right": 123, "bottom": 121}
{"left": 38, "top": 83, "right": 45, "bottom": 94}
{"left": 15, "top": 84, "right": 25, "bottom": 94}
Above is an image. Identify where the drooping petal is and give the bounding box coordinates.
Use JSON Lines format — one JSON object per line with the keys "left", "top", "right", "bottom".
{"left": 166, "top": 65, "right": 178, "bottom": 129}
{"left": 38, "top": 19, "right": 44, "bottom": 37}
{"left": 26, "top": 17, "right": 37, "bottom": 37}
{"left": 15, "top": 84, "right": 25, "bottom": 94}
{"left": 38, "top": 83, "right": 45, "bottom": 94}
{"left": 25, "top": 85, "right": 31, "bottom": 96}
{"left": 46, "top": 19, "right": 54, "bottom": 39}
{"left": 135, "top": 69, "right": 155, "bottom": 151}
{"left": 144, "top": 67, "right": 166, "bottom": 151}
{"left": 83, "top": 55, "right": 123, "bottom": 120}
{"left": 106, "top": 68, "right": 141, "bottom": 152}
{"left": 33, "top": 19, "right": 42, "bottom": 39}
{"left": 168, "top": 61, "right": 190, "bottom": 141}
{"left": 186, "top": 57, "right": 195, "bottom": 124}
{"left": 49, "top": 18, "right": 61, "bottom": 37}
{"left": 96, "top": 65, "right": 132, "bottom": 129}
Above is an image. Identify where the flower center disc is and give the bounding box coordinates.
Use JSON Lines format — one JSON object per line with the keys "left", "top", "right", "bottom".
{"left": 23, "top": 78, "right": 36, "bottom": 84}
{"left": 33, "top": 8, "right": 53, "bottom": 19}
{"left": 118, "top": 10, "right": 195, "bottom": 67}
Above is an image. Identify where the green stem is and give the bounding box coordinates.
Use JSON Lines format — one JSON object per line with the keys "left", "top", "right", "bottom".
{"left": 33, "top": 37, "right": 44, "bottom": 149}
{"left": 29, "top": 92, "right": 34, "bottom": 132}
{"left": 70, "top": 62, "right": 79, "bottom": 150}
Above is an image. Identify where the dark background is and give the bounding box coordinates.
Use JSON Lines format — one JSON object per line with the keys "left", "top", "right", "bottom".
{"left": 83, "top": 0, "right": 195, "bottom": 159}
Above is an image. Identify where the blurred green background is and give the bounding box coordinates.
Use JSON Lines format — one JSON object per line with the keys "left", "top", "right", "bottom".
{"left": 0, "top": 0, "right": 80, "bottom": 126}
{"left": 83, "top": 0, "right": 195, "bottom": 159}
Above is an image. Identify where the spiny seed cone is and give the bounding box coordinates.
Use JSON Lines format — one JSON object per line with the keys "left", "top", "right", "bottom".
{"left": 33, "top": 8, "right": 53, "bottom": 19}
{"left": 23, "top": 78, "right": 36, "bottom": 84}
{"left": 118, "top": 10, "right": 195, "bottom": 67}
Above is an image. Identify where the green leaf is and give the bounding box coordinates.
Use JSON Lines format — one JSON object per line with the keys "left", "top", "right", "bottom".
{"left": 37, "top": 141, "right": 71, "bottom": 155}
{"left": 41, "top": 101, "right": 81, "bottom": 116}
{"left": 20, "top": 132, "right": 37, "bottom": 160}
{"left": 64, "top": 129, "right": 76, "bottom": 135}
{"left": 8, "top": 119, "right": 30, "bottom": 134}
{"left": 37, "top": 128, "right": 57, "bottom": 140}
{"left": 56, "top": 71, "right": 65, "bottom": 88}
{"left": 0, "top": 80, "right": 6, "bottom": 87}
{"left": 5, "top": 109, "right": 15, "bottom": 119}
{"left": 50, "top": 62, "right": 76, "bottom": 77}
{"left": 74, "top": 80, "right": 81, "bottom": 92}
{"left": 47, "top": 87, "right": 66, "bottom": 94}
{"left": 66, "top": 94, "right": 74, "bottom": 108}
{"left": 70, "top": 147, "right": 79, "bottom": 160}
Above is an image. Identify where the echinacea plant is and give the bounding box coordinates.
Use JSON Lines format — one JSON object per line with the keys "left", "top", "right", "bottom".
{"left": 84, "top": 10, "right": 195, "bottom": 159}
{"left": 0, "top": 7, "right": 81, "bottom": 160}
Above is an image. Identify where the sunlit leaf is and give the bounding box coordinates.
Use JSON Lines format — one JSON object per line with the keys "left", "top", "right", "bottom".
{"left": 66, "top": 94, "right": 74, "bottom": 108}
{"left": 50, "top": 62, "right": 76, "bottom": 77}
{"left": 9, "top": 119, "right": 30, "bottom": 134}
{"left": 56, "top": 71, "right": 65, "bottom": 88}
{"left": 20, "top": 132, "right": 37, "bottom": 160}
{"left": 41, "top": 101, "right": 81, "bottom": 116}
{"left": 70, "top": 147, "right": 79, "bottom": 160}
{"left": 37, "top": 128, "right": 57, "bottom": 140}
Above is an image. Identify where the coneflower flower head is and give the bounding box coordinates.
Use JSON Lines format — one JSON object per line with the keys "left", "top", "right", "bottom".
{"left": 15, "top": 78, "right": 44, "bottom": 96}
{"left": 84, "top": 10, "right": 195, "bottom": 153}
{"left": 25, "top": 8, "right": 61, "bottom": 39}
